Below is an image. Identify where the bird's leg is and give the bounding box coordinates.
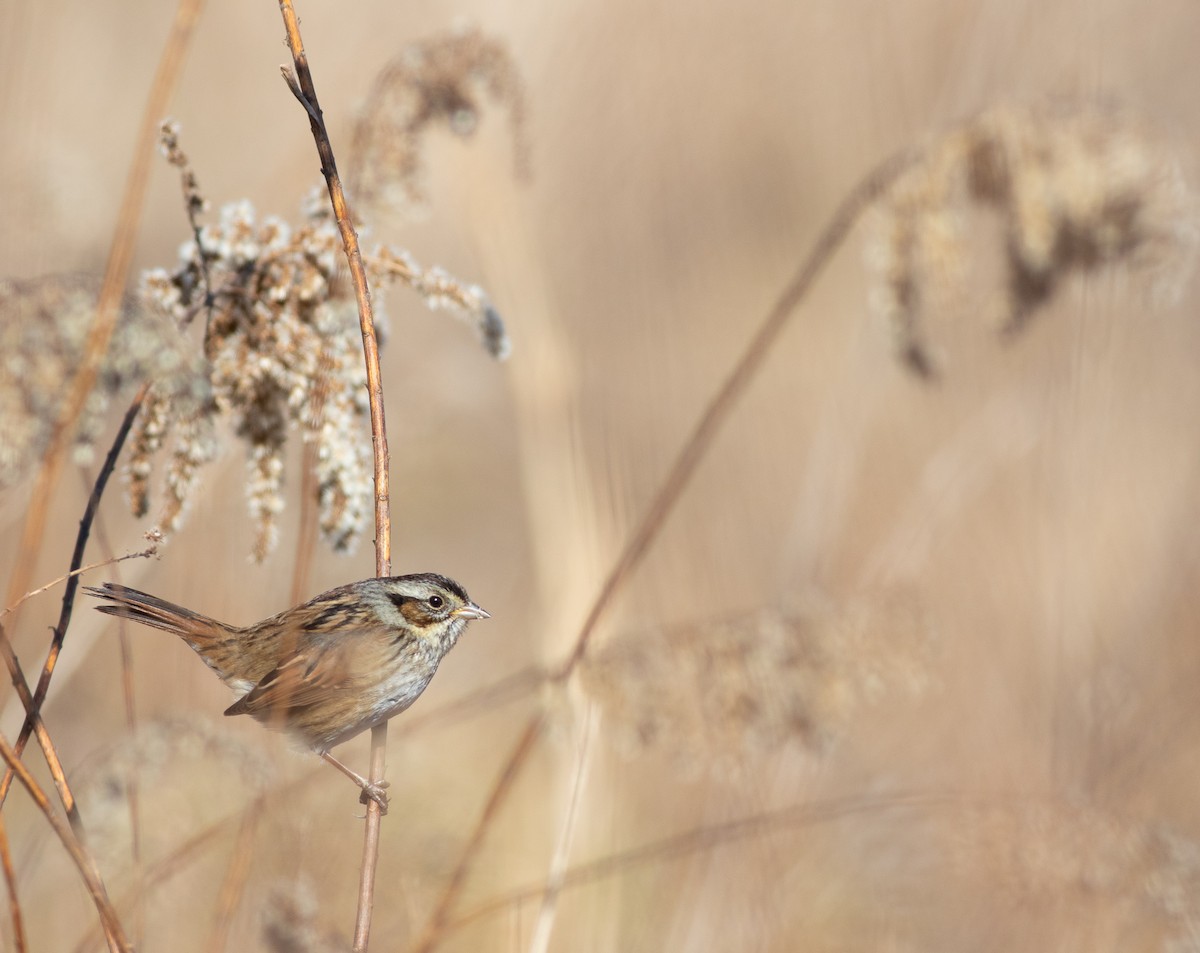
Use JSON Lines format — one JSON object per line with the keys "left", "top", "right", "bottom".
{"left": 320, "top": 752, "right": 390, "bottom": 813}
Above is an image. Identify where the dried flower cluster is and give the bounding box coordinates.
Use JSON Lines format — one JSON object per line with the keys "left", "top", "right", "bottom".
{"left": 136, "top": 196, "right": 373, "bottom": 560}
{"left": 950, "top": 800, "right": 1200, "bottom": 948}
{"left": 350, "top": 24, "right": 528, "bottom": 220}
{"left": 0, "top": 273, "right": 193, "bottom": 488}
{"left": 868, "top": 100, "right": 1197, "bottom": 376}
{"left": 133, "top": 122, "right": 508, "bottom": 560}
{"left": 580, "top": 592, "right": 934, "bottom": 773}
{"left": 369, "top": 245, "right": 511, "bottom": 359}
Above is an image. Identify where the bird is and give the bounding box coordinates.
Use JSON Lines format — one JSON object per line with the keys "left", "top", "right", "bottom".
{"left": 85, "top": 574, "right": 488, "bottom": 810}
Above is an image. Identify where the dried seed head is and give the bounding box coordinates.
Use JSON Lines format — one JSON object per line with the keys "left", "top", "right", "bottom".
{"left": 949, "top": 799, "right": 1200, "bottom": 946}
{"left": 0, "top": 273, "right": 196, "bottom": 488}
{"left": 580, "top": 591, "right": 935, "bottom": 774}
{"left": 367, "top": 246, "right": 511, "bottom": 359}
{"left": 351, "top": 24, "right": 528, "bottom": 220}
{"left": 127, "top": 120, "right": 507, "bottom": 560}
{"left": 262, "top": 879, "right": 347, "bottom": 953}
{"left": 867, "top": 100, "right": 1197, "bottom": 376}
{"left": 136, "top": 198, "right": 373, "bottom": 560}
{"left": 74, "top": 715, "right": 273, "bottom": 868}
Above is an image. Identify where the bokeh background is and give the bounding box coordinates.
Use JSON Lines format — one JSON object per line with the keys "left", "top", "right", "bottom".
{"left": 4, "top": 0, "right": 1200, "bottom": 950}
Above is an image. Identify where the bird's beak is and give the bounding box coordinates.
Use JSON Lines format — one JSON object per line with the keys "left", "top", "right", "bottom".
{"left": 453, "top": 603, "right": 490, "bottom": 621}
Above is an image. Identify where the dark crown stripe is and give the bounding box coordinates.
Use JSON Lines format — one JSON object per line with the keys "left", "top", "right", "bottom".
{"left": 390, "top": 573, "right": 469, "bottom": 603}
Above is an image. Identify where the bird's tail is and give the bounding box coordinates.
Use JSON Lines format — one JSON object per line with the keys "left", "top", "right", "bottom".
{"left": 85, "top": 582, "right": 227, "bottom": 646}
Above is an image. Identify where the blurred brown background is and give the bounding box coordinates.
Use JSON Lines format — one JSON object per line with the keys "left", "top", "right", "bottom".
{"left": 4, "top": 0, "right": 1200, "bottom": 950}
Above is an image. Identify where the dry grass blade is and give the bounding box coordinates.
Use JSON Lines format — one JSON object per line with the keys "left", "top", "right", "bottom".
{"left": 2, "top": 549, "right": 158, "bottom": 620}
{"left": 0, "top": 385, "right": 149, "bottom": 812}
{"left": 0, "top": 730, "right": 130, "bottom": 951}
{"left": 447, "top": 791, "right": 948, "bottom": 935}
{"left": 528, "top": 700, "right": 595, "bottom": 953}
{"left": 411, "top": 713, "right": 546, "bottom": 953}
{"left": 556, "top": 149, "right": 915, "bottom": 677}
{"left": 412, "top": 151, "right": 914, "bottom": 953}
{"left": 0, "top": 810, "right": 26, "bottom": 953}
{"left": 205, "top": 801, "right": 261, "bottom": 953}
{"left": 0, "top": 624, "right": 76, "bottom": 817}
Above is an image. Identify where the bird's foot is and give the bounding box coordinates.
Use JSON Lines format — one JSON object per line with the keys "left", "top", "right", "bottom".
{"left": 358, "top": 780, "right": 390, "bottom": 814}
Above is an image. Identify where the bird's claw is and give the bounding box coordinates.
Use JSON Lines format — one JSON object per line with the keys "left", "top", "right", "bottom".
{"left": 359, "top": 781, "right": 390, "bottom": 814}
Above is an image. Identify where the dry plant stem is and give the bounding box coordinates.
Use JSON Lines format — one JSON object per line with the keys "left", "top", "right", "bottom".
{"left": 2, "top": 551, "right": 156, "bottom": 619}
{"left": 70, "top": 794, "right": 274, "bottom": 953}
{"left": 449, "top": 791, "right": 946, "bottom": 934}
{"left": 2, "top": 0, "right": 202, "bottom": 628}
{"left": 0, "top": 384, "right": 150, "bottom": 812}
{"left": 205, "top": 802, "right": 261, "bottom": 953}
{"left": 557, "top": 150, "right": 914, "bottom": 679}
{"left": 93, "top": 513, "right": 146, "bottom": 947}
{"left": 290, "top": 445, "right": 322, "bottom": 605}
{"left": 414, "top": 152, "right": 917, "bottom": 953}
{"left": 0, "top": 627, "right": 73, "bottom": 816}
{"left": 528, "top": 700, "right": 594, "bottom": 953}
{"left": 0, "top": 810, "right": 26, "bottom": 953}
{"left": 276, "top": 4, "right": 392, "bottom": 950}
{"left": 411, "top": 714, "right": 545, "bottom": 953}
{"left": 0, "top": 731, "right": 130, "bottom": 952}
{"left": 117, "top": 628, "right": 145, "bottom": 944}
{"left": 277, "top": 1, "right": 391, "bottom": 582}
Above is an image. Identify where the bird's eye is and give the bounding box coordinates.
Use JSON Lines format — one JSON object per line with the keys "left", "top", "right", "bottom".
{"left": 428, "top": 595, "right": 444, "bottom": 609}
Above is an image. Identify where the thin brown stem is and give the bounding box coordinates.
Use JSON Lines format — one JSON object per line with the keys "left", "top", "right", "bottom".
{"left": 0, "top": 384, "right": 149, "bottom": 813}
{"left": 276, "top": 3, "right": 393, "bottom": 949}
{"left": 447, "top": 792, "right": 946, "bottom": 935}
{"left": 0, "top": 809, "right": 26, "bottom": 953}
{"left": 554, "top": 151, "right": 915, "bottom": 680}
{"left": 2, "top": 550, "right": 158, "bottom": 619}
{"left": 2, "top": 0, "right": 203, "bottom": 630}
{"left": 290, "top": 444, "right": 322, "bottom": 606}
{"left": 0, "top": 626, "right": 75, "bottom": 817}
{"left": 206, "top": 801, "right": 261, "bottom": 953}
{"left": 410, "top": 152, "right": 916, "bottom": 953}
{"left": 410, "top": 713, "right": 545, "bottom": 953}
{"left": 92, "top": 509, "right": 146, "bottom": 948}
{"left": 276, "top": 3, "right": 390, "bottom": 582}
{"left": 0, "top": 730, "right": 130, "bottom": 951}
{"left": 529, "top": 701, "right": 594, "bottom": 953}
{"left": 71, "top": 793, "right": 274, "bottom": 953}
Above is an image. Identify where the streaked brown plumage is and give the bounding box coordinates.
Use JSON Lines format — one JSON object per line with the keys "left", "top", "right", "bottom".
{"left": 85, "top": 574, "right": 488, "bottom": 809}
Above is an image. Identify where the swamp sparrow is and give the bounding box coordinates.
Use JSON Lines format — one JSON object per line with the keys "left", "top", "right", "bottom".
{"left": 85, "top": 574, "right": 488, "bottom": 810}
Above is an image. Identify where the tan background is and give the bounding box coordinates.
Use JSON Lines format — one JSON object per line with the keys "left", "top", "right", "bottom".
{"left": 3, "top": 0, "right": 1200, "bottom": 950}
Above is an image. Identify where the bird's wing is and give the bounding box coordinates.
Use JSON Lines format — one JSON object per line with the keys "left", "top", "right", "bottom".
{"left": 224, "top": 635, "right": 361, "bottom": 718}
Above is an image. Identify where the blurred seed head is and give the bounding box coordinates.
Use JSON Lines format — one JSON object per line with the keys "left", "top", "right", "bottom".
{"left": 949, "top": 799, "right": 1200, "bottom": 948}
{"left": 580, "top": 591, "right": 935, "bottom": 774}
{"left": 351, "top": 23, "right": 528, "bottom": 221}
{"left": 867, "top": 99, "right": 1198, "bottom": 377}
{"left": 0, "top": 273, "right": 197, "bottom": 488}
{"left": 262, "top": 879, "right": 348, "bottom": 953}
{"left": 75, "top": 715, "right": 273, "bottom": 868}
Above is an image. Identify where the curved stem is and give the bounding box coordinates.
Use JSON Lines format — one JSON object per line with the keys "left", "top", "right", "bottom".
{"left": 555, "top": 150, "right": 914, "bottom": 679}
{"left": 277, "top": 3, "right": 393, "bottom": 949}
